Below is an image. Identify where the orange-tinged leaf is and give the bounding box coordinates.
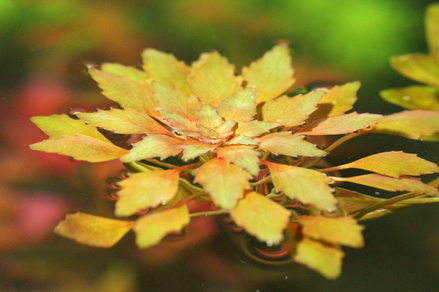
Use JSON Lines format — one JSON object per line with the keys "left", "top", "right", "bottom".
{"left": 294, "top": 238, "right": 344, "bottom": 279}
{"left": 242, "top": 44, "right": 295, "bottom": 103}
{"left": 142, "top": 49, "right": 191, "bottom": 93}
{"left": 311, "top": 82, "right": 361, "bottom": 118}
{"left": 115, "top": 169, "right": 180, "bottom": 216}
{"left": 371, "top": 110, "right": 439, "bottom": 139}
{"left": 299, "top": 216, "right": 364, "bottom": 248}
{"left": 264, "top": 161, "right": 336, "bottom": 210}
{"left": 89, "top": 68, "right": 159, "bottom": 117}
{"left": 427, "top": 3, "right": 439, "bottom": 63}
{"left": 31, "top": 114, "right": 109, "bottom": 142}
{"left": 429, "top": 176, "right": 439, "bottom": 187}
{"left": 227, "top": 135, "right": 258, "bottom": 146}
{"left": 30, "top": 134, "right": 128, "bottom": 162}
{"left": 120, "top": 134, "right": 183, "bottom": 162}
{"left": 216, "top": 145, "right": 260, "bottom": 176}
{"left": 189, "top": 52, "right": 240, "bottom": 107}
{"left": 332, "top": 188, "right": 384, "bottom": 216}
{"left": 101, "top": 63, "right": 147, "bottom": 82}
{"left": 54, "top": 212, "right": 134, "bottom": 248}
{"left": 77, "top": 108, "right": 169, "bottom": 135}
{"left": 299, "top": 112, "right": 383, "bottom": 135}
{"left": 334, "top": 174, "right": 439, "bottom": 196}
{"left": 196, "top": 104, "right": 223, "bottom": 129}
{"left": 256, "top": 132, "right": 326, "bottom": 157}
{"left": 214, "top": 119, "right": 236, "bottom": 137}
{"left": 217, "top": 87, "right": 257, "bottom": 122}
{"left": 235, "top": 120, "right": 279, "bottom": 137}
{"left": 195, "top": 158, "right": 251, "bottom": 209}
{"left": 390, "top": 54, "right": 439, "bottom": 88}
{"left": 152, "top": 81, "right": 201, "bottom": 120}
{"left": 262, "top": 91, "right": 324, "bottom": 127}
{"left": 380, "top": 86, "right": 439, "bottom": 111}
{"left": 230, "top": 192, "right": 290, "bottom": 242}
{"left": 160, "top": 110, "right": 199, "bottom": 132}
{"left": 333, "top": 151, "right": 439, "bottom": 178}
{"left": 134, "top": 204, "right": 190, "bottom": 249}
{"left": 182, "top": 138, "right": 215, "bottom": 161}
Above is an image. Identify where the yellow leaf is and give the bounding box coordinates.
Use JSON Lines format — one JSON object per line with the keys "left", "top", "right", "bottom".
{"left": 372, "top": 110, "right": 439, "bottom": 139}
{"left": 54, "top": 212, "right": 134, "bottom": 248}
{"left": 235, "top": 120, "right": 279, "bottom": 137}
{"left": 256, "top": 132, "right": 326, "bottom": 157}
{"left": 334, "top": 174, "right": 439, "bottom": 196}
{"left": 427, "top": 3, "right": 439, "bottom": 63}
{"left": 299, "top": 112, "right": 383, "bottom": 135}
{"left": 217, "top": 87, "right": 257, "bottom": 122}
{"left": 216, "top": 145, "right": 260, "bottom": 176}
{"left": 182, "top": 138, "right": 215, "bottom": 161}
{"left": 262, "top": 91, "right": 324, "bottom": 127}
{"left": 333, "top": 151, "right": 439, "bottom": 178}
{"left": 89, "top": 68, "right": 159, "bottom": 117}
{"left": 214, "top": 119, "right": 236, "bottom": 137}
{"left": 134, "top": 204, "right": 190, "bottom": 249}
{"left": 380, "top": 86, "right": 439, "bottom": 111}
{"left": 390, "top": 54, "right": 439, "bottom": 88}
{"left": 299, "top": 216, "right": 364, "bottom": 248}
{"left": 242, "top": 44, "right": 295, "bottom": 103}
{"left": 142, "top": 48, "right": 191, "bottom": 94}
{"left": 115, "top": 169, "right": 181, "bottom": 216}
{"left": 264, "top": 161, "right": 336, "bottom": 210}
{"left": 120, "top": 134, "right": 184, "bottom": 162}
{"left": 77, "top": 108, "right": 169, "bottom": 135}
{"left": 151, "top": 81, "right": 201, "bottom": 120}
{"left": 227, "top": 135, "right": 258, "bottom": 146}
{"left": 31, "top": 114, "right": 109, "bottom": 142}
{"left": 311, "top": 82, "right": 361, "bottom": 118}
{"left": 160, "top": 110, "right": 199, "bottom": 132}
{"left": 230, "top": 192, "right": 290, "bottom": 242}
{"left": 189, "top": 52, "right": 240, "bottom": 107}
{"left": 294, "top": 238, "right": 344, "bottom": 279}
{"left": 30, "top": 134, "right": 128, "bottom": 162}
{"left": 196, "top": 104, "right": 223, "bottom": 129}
{"left": 101, "top": 63, "right": 147, "bottom": 82}
{"left": 195, "top": 158, "right": 251, "bottom": 209}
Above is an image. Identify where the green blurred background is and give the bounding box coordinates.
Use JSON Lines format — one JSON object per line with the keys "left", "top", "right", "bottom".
{"left": 1, "top": 0, "right": 438, "bottom": 291}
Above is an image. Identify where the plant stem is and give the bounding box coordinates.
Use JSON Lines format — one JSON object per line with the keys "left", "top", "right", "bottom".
{"left": 353, "top": 192, "right": 425, "bottom": 220}
{"left": 324, "top": 131, "right": 364, "bottom": 153}
{"left": 123, "top": 161, "right": 153, "bottom": 172}
{"left": 190, "top": 209, "right": 229, "bottom": 218}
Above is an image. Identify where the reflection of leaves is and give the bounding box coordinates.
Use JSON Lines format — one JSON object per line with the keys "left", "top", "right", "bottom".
{"left": 54, "top": 213, "right": 133, "bottom": 248}
{"left": 231, "top": 192, "right": 290, "bottom": 242}
{"left": 134, "top": 205, "right": 190, "bottom": 249}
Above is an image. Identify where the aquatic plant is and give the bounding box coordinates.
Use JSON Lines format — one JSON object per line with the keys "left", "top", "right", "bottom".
{"left": 30, "top": 44, "right": 439, "bottom": 279}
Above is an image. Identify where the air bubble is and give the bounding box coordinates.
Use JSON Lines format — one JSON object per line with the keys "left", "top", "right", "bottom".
{"left": 266, "top": 241, "right": 273, "bottom": 247}
{"left": 161, "top": 200, "right": 167, "bottom": 205}
{"left": 403, "top": 95, "right": 410, "bottom": 101}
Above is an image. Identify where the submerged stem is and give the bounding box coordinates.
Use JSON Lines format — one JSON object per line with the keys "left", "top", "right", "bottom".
{"left": 190, "top": 209, "right": 229, "bottom": 218}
